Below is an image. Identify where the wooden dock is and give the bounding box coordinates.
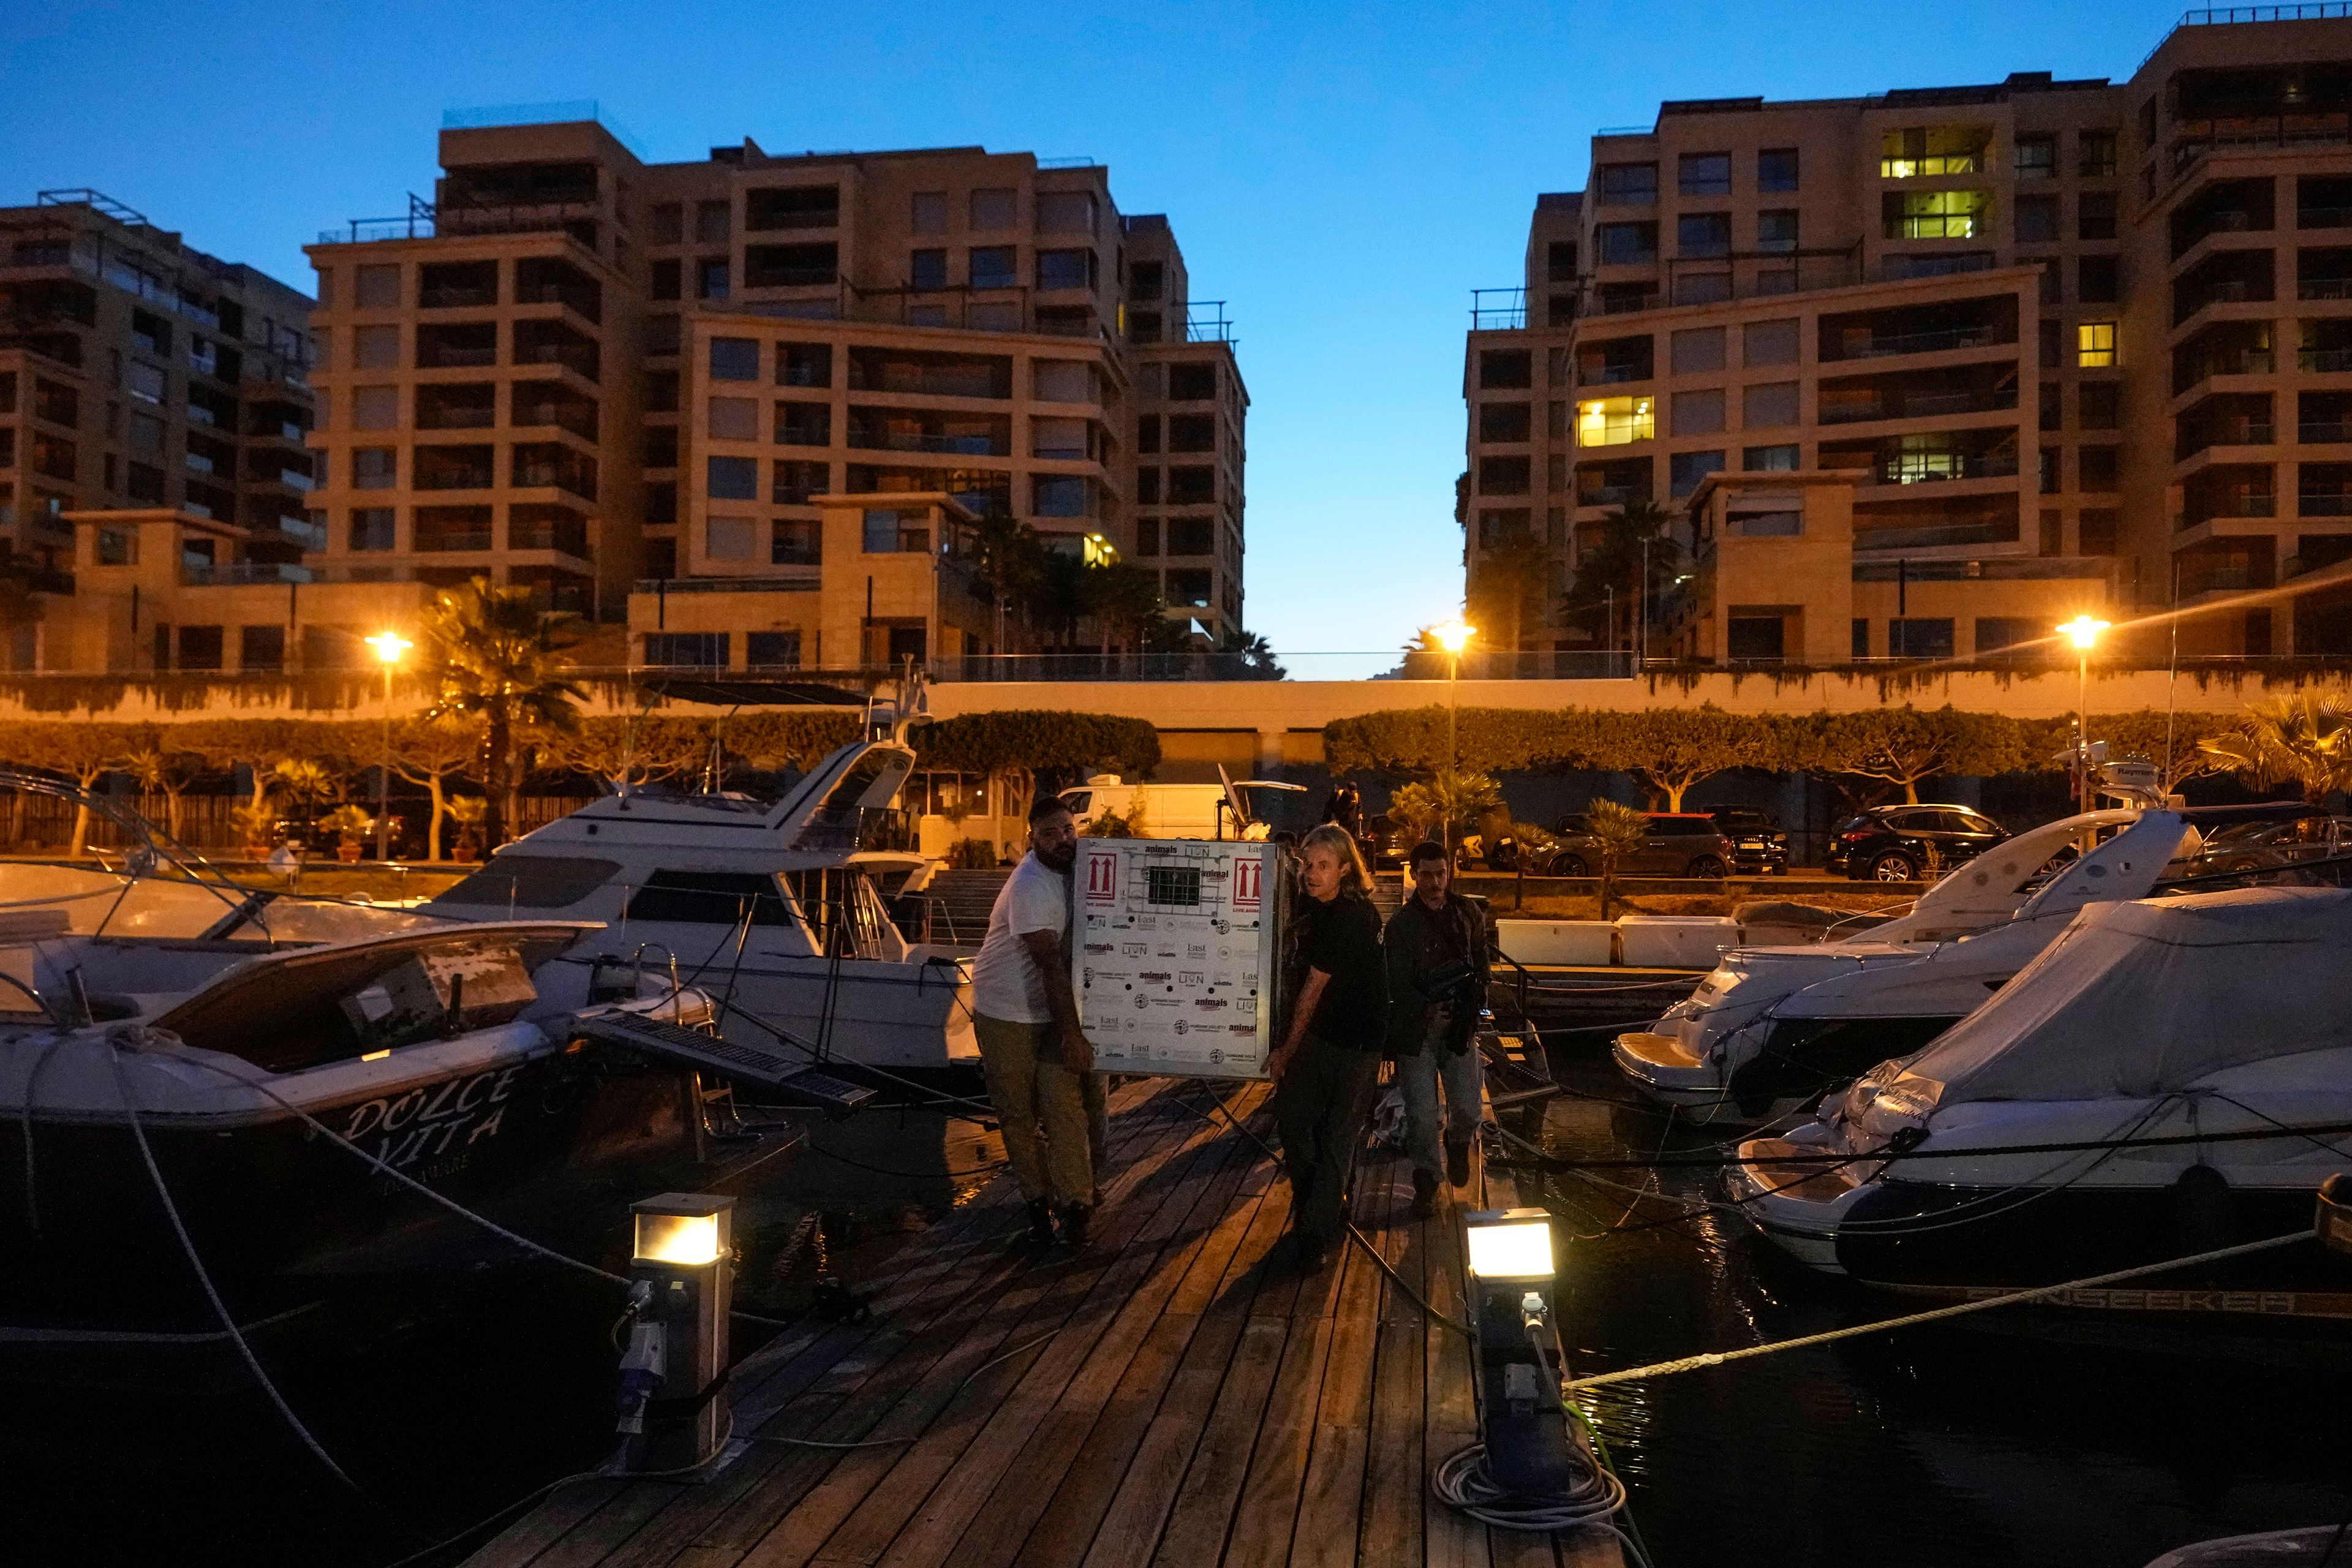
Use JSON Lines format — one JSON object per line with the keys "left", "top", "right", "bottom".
{"left": 467, "top": 1075, "right": 1622, "bottom": 1568}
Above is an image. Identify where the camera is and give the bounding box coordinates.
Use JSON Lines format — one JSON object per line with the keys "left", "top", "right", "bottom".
{"left": 1423, "top": 959, "right": 1482, "bottom": 1055}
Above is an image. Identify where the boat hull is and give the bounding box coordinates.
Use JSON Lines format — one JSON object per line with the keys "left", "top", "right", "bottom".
{"left": 0, "top": 1040, "right": 706, "bottom": 1355}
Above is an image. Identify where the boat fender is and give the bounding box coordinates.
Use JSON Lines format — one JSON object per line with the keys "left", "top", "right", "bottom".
{"left": 2318, "top": 1172, "right": 2352, "bottom": 1256}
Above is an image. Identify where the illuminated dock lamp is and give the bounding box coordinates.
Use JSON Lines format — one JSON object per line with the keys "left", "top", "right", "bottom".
{"left": 618, "top": 1193, "right": 736, "bottom": 1473}
{"left": 2056, "top": 615, "right": 2111, "bottom": 815}
{"left": 1462, "top": 1207, "right": 1579, "bottom": 1494}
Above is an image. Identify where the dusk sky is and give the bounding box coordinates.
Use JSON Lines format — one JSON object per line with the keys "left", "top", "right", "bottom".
{"left": 4, "top": 1, "right": 2183, "bottom": 675}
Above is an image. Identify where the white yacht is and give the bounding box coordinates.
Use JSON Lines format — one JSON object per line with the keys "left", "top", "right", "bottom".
{"left": 1727, "top": 883, "right": 2352, "bottom": 1307}
{"left": 427, "top": 725, "right": 979, "bottom": 1075}
{"left": 1612, "top": 805, "right": 2150, "bottom": 1123}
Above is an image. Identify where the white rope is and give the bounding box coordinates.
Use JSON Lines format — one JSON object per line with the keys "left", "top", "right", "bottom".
{"left": 1564, "top": 1229, "right": 2311, "bottom": 1392}
{"left": 107, "top": 1041, "right": 363, "bottom": 1493}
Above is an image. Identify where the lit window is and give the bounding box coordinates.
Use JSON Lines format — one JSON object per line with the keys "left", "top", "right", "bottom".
{"left": 1880, "top": 127, "right": 1986, "bottom": 178}
{"left": 1575, "top": 396, "right": 1655, "bottom": 447}
{"left": 1889, "top": 432, "right": 1963, "bottom": 483}
{"left": 2078, "top": 322, "right": 2118, "bottom": 368}
{"left": 1883, "top": 190, "right": 1988, "bottom": 240}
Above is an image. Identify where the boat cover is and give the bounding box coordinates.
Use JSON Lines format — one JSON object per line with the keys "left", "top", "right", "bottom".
{"left": 1889, "top": 885, "right": 2352, "bottom": 1106}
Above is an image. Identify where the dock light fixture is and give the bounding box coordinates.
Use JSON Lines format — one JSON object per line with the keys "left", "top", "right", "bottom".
{"left": 620, "top": 1193, "right": 736, "bottom": 1474}
{"left": 1461, "top": 1208, "right": 1579, "bottom": 1494}
{"left": 1464, "top": 1207, "right": 1555, "bottom": 1280}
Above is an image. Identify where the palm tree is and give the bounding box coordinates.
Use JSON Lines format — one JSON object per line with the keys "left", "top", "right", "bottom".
{"left": 1084, "top": 560, "right": 1167, "bottom": 662}
{"left": 1583, "top": 797, "right": 1651, "bottom": 921}
{"left": 1571, "top": 501, "right": 1680, "bottom": 650}
{"left": 2199, "top": 693, "right": 2352, "bottom": 804}
{"left": 1469, "top": 532, "right": 1553, "bottom": 671}
{"left": 417, "top": 577, "right": 583, "bottom": 848}
{"left": 1214, "top": 627, "right": 1285, "bottom": 680}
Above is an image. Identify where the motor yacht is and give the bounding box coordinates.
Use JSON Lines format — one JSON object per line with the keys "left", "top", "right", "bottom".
{"left": 426, "top": 723, "right": 978, "bottom": 1076}
{"left": 1727, "top": 884, "right": 2352, "bottom": 1313}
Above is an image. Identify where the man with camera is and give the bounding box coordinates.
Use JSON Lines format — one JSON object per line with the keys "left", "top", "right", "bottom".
{"left": 1384, "top": 839, "right": 1492, "bottom": 1218}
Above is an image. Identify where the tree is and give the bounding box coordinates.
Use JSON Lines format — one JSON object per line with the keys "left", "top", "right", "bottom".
{"left": 1590, "top": 706, "right": 1782, "bottom": 811}
{"left": 2199, "top": 693, "right": 2352, "bottom": 804}
{"left": 1212, "top": 627, "right": 1285, "bottom": 681}
{"left": 1584, "top": 797, "right": 1650, "bottom": 921}
{"left": 9, "top": 723, "right": 138, "bottom": 856}
{"left": 417, "top": 577, "right": 584, "bottom": 847}
{"left": 2097, "top": 709, "right": 2238, "bottom": 793}
{"left": 915, "top": 709, "right": 1163, "bottom": 816}
{"left": 1085, "top": 560, "right": 1167, "bottom": 655}
{"left": 962, "top": 511, "right": 1046, "bottom": 649}
{"left": 1385, "top": 766, "right": 1504, "bottom": 848}
{"left": 388, "top": 716, "right": 480, "bottom": 861}
{"left": 1571, "top": 501, "right": 1680, "bottom": 649}
{"left": 1468, "top": 532, "right": 1553, "bottom": 663}
{"left": 1028, "top": 549, "right": 1091, "bottom": 650}
{"left": 122, "top": 730, "right": 202, "bottom": 841}
{"left": 1798, "top": 707, "right": 2029, "bottom": 805}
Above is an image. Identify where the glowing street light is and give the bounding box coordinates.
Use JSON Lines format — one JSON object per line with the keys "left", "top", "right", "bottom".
{"left": 1434, "top": 622, "right": 1477, "bottom": 655}
{"left": 366, "top": 632, "right": 412, "bottom": 862}
{"left": 2056, "top": 616, "right": 2110, "bottom": 813}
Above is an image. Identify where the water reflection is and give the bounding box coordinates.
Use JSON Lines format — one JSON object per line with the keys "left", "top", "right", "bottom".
{"left": 1530, "top": 1044, "right": 2352, "bottom": 1567}
{"left": 0, "top": 1103, "right": 995, "bottom": 1566}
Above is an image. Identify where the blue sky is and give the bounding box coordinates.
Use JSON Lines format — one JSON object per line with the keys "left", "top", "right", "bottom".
{"left": 4, "top": 1, "right": 2182, "bottom": 674}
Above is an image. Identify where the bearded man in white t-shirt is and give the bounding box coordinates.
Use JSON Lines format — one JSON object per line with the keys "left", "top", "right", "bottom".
{"left": 970, "top": 794, "right": 1103, "bottom": 1246}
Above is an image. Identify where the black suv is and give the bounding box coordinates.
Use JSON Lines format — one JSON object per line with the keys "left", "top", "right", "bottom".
{"left": 1546, "top": 812, "right": 1737, "bottom": 878}
{"left": 1828, "top": 804, "right": 2006, "bottom": 882}
{"left": 1708, "top": 809, "right": 1789, "bottom": 875}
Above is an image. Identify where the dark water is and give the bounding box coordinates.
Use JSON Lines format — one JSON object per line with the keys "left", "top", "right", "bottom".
{"left": 9, "top": 1065, "right": 2350, "bottom": 1568}
{"left": 0, "top": 1104, "right": 1000, "bottom": 1567}
{"left": 1530, "top": 1042, "right": 2352, "bottom": 1568}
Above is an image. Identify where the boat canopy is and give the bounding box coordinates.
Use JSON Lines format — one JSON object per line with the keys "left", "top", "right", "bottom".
{"left": 1891, "top": 886, "right": 2352, "bottom": 1107}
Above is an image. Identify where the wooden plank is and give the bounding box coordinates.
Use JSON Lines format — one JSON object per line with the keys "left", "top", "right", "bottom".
{"left": 1216, "top": 1314, "right": 1332, "bottom": 1568}
{"left": 745, "top": 1089, "right": 1255, "bottom": 1568}
{"left": 1423, "top": 1167, "right": 1488, "bottom": 1568}
{"left": 1281, "top": 1154, "right": 1392, "bottom": 1568}
{"left": 464, "top": 1479, "right": 627, "bottom": 1568}
{"left": 544, "top": 1084, "right": 1214, "bottom": 1568}
{"left": 1358, "top": 1153, "right": 1427, "bottom": 1568}
{"left": 865, "top": 1112, "right": 1276, "bottom": 1568}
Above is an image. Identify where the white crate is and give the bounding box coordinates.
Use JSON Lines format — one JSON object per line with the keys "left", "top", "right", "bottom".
{"left": 1493, "top": 919, "right": 1619, "bottom": 967}
{"left": 1615, "top": 914, "right": 1741, "bottom": 969}
{"left": 1072, "top": 839, "right": 1284, "bottom": 1080}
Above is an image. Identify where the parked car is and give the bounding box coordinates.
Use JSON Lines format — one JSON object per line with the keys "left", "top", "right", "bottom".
{"left": 1826, "top": 804, "right": 2007, "bottom": 881}
{"left": 1707, "top": 809, "right": 1789, "bottom": 875}
{"left": 2176, "top": 812, "right": 2352, "bottom": 875}
{"left": 1544, "top": 812, "right": 1738, "bottom": 878}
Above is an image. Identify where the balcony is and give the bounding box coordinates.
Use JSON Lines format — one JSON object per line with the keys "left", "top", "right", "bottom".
{"left": 2304, "top": 348, "right": 2352, "bottom": 372}
{"left": 2301, "top": 277, "right": 2352, "bottom": 301}
{"left": 2307, "top": 421, "right": 2352, "bottom": 442}
{"left": 416, "top": 323, "right": 499, "bottom": 369}
{"left": 513, "top": 322, "right": 599, "bottom": 382}
{"left": 513, "top": 444, "right": 598, "bottom": 500}
{"left": 516, "top": 257, "right": 602, "bottom": 323}
{"left": 1837, "top": 326, "right": 1997, "bottom": 360}
{"left": 419, "top": 260, "right": 500, "bottom": 310}
{"left": 2301, "top": 492, "right": 2352, "bottom": 516}
{"left": 181, "top": 562, "right": 314, "bottom": 587}
{"left": 510, "top": 519, "right": 590, "bottom": 556}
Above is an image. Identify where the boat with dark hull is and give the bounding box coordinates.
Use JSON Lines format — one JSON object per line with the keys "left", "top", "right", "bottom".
{"left": 1728, "top": 885, "right": 2352, "bottom": 1316}
{"left": 0, "top": 783, "right": 797, "bottom": 1382}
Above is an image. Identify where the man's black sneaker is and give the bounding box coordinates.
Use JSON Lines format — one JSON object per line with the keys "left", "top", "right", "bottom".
{"left": 1026, "top": 1198, "right": 1058, "bottom": 1246}
{"left": 1055, "top": 1202, "right": 1092, "bottom": 1248}
{"left": 1445, "top": 1137, "right": 1472, "bottom": 1188}
{"left": 1410, "top": 1170, "right": 1441, "bottom": 1219}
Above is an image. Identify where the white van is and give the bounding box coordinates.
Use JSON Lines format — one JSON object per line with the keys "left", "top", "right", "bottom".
{"left": 1059, "top": 767, "right": 1305, "bottom": 841}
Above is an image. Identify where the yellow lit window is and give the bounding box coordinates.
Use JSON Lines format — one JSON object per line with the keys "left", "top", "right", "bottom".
{"left": 1880, "top": 127, "right": 1986, "bottom": 179}
{"left": 1576, "top": 396, "right": 1655, "bottom": 447}
{"left": 2078, "top": 322, "right": 2117, "bottom": 368}
{"left": 1882, "top": 190, "right": 1986, "bottom": 240}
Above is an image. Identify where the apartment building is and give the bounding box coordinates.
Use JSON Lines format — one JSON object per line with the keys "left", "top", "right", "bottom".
{"left": 306, "top": 116, "right": 1246, "bottom": 673}
{"left": 0, "top": 189, "right": 321, "bottom": 670}
{"left": 1462, "top": 10, "right": 2352, "bottom": 665}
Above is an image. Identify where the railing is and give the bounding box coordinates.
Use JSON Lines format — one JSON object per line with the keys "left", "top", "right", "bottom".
{"left": 2303, "top": 277, "right": 2352, "bottom": 300}
{"left": 2304, "top": 206, "right": 2352, "bottom": 229}
{"left": 2185, "top": 492, "right": 2278, "bottom": 521}
{"left": 513, "top": 342, "right": 598, "bottom": 380}
{"left": 2304, "top": 347, "right": 2352, "bottom": 371}
{"left": 633, "top": 574, "right": 822, "bottom": 596}
{"left": 848, "top": 431, "right": 1008, "bottom": 456}
{"left": 1581, "top": 363, "right": 1651, "bottom": 385}
{"left": 517, "top": 281, "right": 601, "bottom": 320}
{"left": 1872, "top": 450, "right": 2021, "bottom": 483}
{"left": 2301, "top": 492, "right": 2352, "bottom": 514}
{"left": 181, "top": 562, "right": 314, "bottom": 587}
{"left": 418, "top": 405, "right": 498, "bottom": 431}
{"left": 2179, "top": 422, "right": 2276, "bottom": 456}
{"left": 2304, "top": 420, "right": 2352, "bottom": 441}
{"left": 414, "top": 530, "right": 494, "bottom": 552}
{"left": 1577, "top": 485, "right": 1651, "bottom": 508}
{"left": 1469, "top": 288, "right": 1527, "bottom": 331}
{"left": 509, "top": 524, "right": 590, "bottom": 556}
{"left": 1851, "top": 519, "right": 2023, "bottom": 551}
{"left": 1834, "top": 325, "right": 2000, "bottom": 360}
{"left": 1597, "top": 289, "right": 1662, "bottom": 315}
{"left": 512, "top": 402, "right": 597, "bottom": 440}
{"left": 2173, "top": 113, "right": 2352, "bottom": 174}
{"left": 419, "top": 284, "right": 498, "bottom": 309}
{"left": 416, "top": 343, "right": 497, "bottom": 369}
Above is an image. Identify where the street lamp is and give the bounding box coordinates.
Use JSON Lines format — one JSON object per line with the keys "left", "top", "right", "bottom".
{"left": 366, "top": 631, "right": 412, "bottom": 861}
{"left": 1434, "top": 622, "right": 1476, "bottom": 853}
{"left": 2056, "top": 616, "right": 2109, "bottom": 814}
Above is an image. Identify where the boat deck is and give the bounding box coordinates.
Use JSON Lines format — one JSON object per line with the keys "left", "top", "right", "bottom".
{"left": 468, "top": 1076, "right": 1621, "bottom": 1568}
